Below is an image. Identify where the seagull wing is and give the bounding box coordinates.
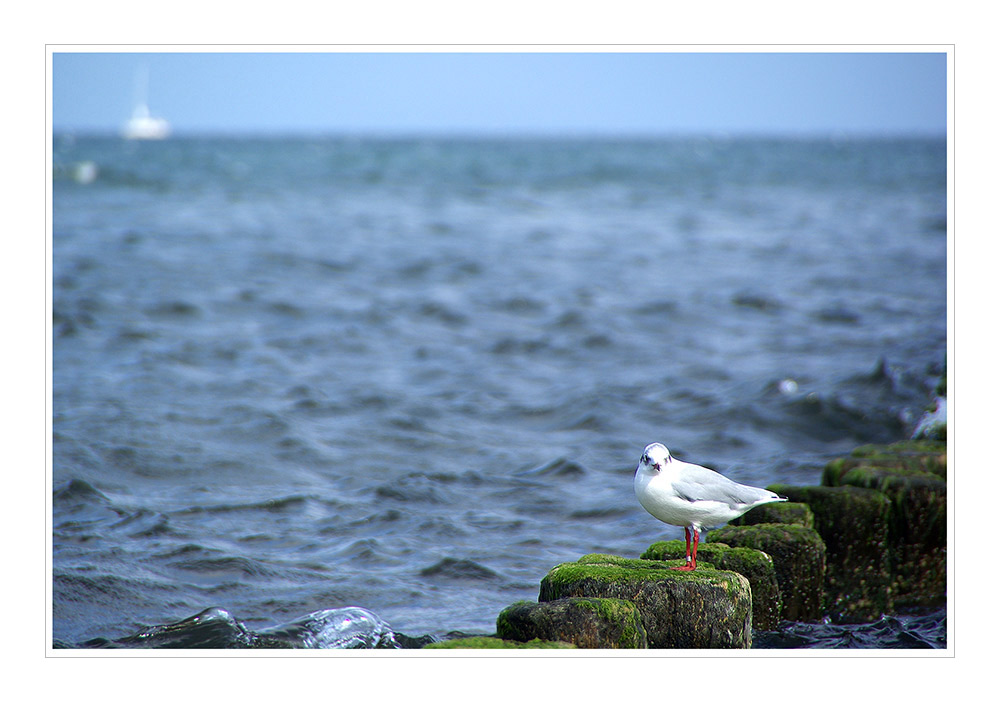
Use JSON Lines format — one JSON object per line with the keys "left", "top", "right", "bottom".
{"left": 673, "top": 463, "right": 774, "bottom": 507}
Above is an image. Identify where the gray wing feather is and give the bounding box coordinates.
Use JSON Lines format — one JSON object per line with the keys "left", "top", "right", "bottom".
{"left": 674, "top": 465, "right": 774, "bottom": 506}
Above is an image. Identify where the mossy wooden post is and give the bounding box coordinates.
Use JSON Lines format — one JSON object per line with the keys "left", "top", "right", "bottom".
{"left": 769, "top": 484, "right": 891, "bottom": 622}
{"left": 735, "top": 501, "right": 815, "bottom": 530}
{"left": 539, "top": 554, "right": 752, "bottom": 648}
{"left": 823, "top": 440, "right": 947, "bottom": 608}
{"left": 497, "top": 598, "right": 648, "bottom": 648}
{"left": 707, "top": 523, "right": 826, "bottom": 622}
{"left": 641, "top": 540, "right": 783, "bottom": 631}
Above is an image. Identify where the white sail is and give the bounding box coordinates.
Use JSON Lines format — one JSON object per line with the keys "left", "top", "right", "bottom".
{"left": 122, "top": 66, "right": 170, "bottom": 140}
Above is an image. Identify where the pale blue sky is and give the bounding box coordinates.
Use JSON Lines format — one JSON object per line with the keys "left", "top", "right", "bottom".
{"left": 51, "top": 51, "right": 947, "bottom": 137}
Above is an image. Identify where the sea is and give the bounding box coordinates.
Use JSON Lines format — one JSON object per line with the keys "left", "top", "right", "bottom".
{"left": 51, "top": 134, "right": 948, "bottom": 649}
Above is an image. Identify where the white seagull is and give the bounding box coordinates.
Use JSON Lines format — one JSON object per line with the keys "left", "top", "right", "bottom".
{"left": 634, "top": 442, "right": 787, "bottom": 571}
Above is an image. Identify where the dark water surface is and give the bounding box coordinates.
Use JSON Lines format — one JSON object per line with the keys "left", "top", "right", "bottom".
{"left": 52, "top": 136, "right": 947, "bottom": 648}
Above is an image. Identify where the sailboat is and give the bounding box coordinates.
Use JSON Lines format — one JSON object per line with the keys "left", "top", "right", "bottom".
{"left": 122, "top": 65, "right": 170, "bottom": 140}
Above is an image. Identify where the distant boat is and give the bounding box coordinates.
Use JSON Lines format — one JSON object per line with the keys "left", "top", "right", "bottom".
{"left": 122, "top": 103, "right": 170, "bottom": 140}
{"left": 122, "top": 66, "right": 170, "bottom": 140}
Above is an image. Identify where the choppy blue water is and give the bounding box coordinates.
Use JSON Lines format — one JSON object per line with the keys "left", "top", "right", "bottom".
{"left": 52, "top": 135, "right": 947, "bottom": 648}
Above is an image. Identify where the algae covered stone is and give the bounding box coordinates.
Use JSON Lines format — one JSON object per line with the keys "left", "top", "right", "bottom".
{"left": 707, "top": 523, "right": 826, "bottom": 622}
{"left": 641, "top": 540, "right": 783, "bottom": 631}
{"left": 497, "top": 597, "right": 647, "bottom": 649}
{"left": 539, "top": 554, "right": 752, "bottom": 648}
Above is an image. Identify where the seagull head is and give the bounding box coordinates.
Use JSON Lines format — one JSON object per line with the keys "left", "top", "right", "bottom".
{"left": 639, "top": 442, "right": 672, "bottom": 473}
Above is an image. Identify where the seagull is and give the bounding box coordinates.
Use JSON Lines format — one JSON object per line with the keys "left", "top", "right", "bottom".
{"left": 634, "top": 442, "right": 787, "bottom": 571}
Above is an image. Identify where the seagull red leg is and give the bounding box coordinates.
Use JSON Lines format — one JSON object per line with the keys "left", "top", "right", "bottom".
{"left": 690, "top": 528, "right": 700, "bottom": 570}
{"left": 671, "top": 526, "right": 696, "bottom": 571}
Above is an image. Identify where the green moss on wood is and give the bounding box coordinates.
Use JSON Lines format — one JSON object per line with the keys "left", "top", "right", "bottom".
{"left": 558, "top": 553, "right": 732, "bottom": 588}
{"left": 641, "top": 540, "right": 783, "bottom": 631}
{"left": 820, "top": 440, "right": 946, "bottom": 608}
{"left": 766, "top": 484, "right": 891, "bottom": 622}
{"left": 824, "top": 440, "right": 946, "bottom": 485}
{"left": 707, "top": 523, "right": 826, "bottom": 622}
{"left": 539, "top": 554, "right": 752, "bottom": 648}
{"left": 497, "top": 597, "right": 647, "bottom": 648}
{"left": 735, "top": 501, "right": 815, "bottom": 529}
